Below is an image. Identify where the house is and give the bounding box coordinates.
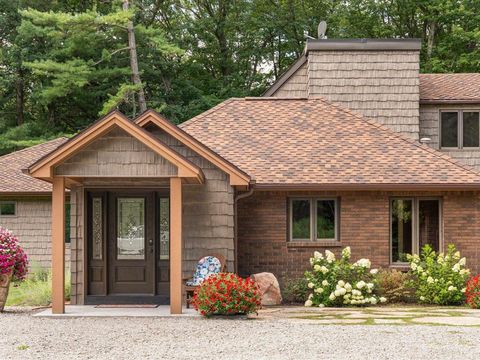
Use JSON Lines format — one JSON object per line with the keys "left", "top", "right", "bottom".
{"left": 2, "top": 37, "right": 480, "bottom": 315}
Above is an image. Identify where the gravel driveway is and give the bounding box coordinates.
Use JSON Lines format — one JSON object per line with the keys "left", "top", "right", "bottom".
{"left": 1, "top": 309, "right": 480, "bottom": 360}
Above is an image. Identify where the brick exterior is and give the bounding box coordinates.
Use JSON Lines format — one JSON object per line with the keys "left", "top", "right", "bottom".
{"left": 237, "top": 191, "right": 480, "bottom": 282}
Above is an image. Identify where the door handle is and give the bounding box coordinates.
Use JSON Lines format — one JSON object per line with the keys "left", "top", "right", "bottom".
{"left": 148, "top": 239, "right": 154, "bottom": 253}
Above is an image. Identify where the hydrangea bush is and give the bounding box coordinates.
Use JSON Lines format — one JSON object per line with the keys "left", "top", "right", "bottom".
{"left": 0, "top": 227, "right": 28, "bottom": 281}
{"left": 465, "top": 275, "right": 480, "bottom": 309}
{"left": 192, "top": 272, "right": 261, "bottom": 316}
{"left": 304, "top": 247, "right": 386, "bottom": 307}
{"left": 407, "top": 244, "right": 469, "bottom": 305}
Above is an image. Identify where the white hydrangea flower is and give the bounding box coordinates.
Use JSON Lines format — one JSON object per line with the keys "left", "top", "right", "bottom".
{"left": 370, "top": 268, "right": 378, "bottom": 275}
{"left": 379, "top": 297, "right": 387, "bottom": 303}
{"left": 351, "top": 299, "right": 357, "bottom": 305}
{"left": 447, "top": 285, "right": 457, "bottom": 292}
{"left": 461, "top": 288, "right": 466, "bottom": 293}
{"left": 460, "top": 269, "right": 468, "bottom": 275}
{"left": 329, "top": 293, "right": 336, "bottom": 301}
{"left": 308, "top": 282, "right": 315, "bottom": 289}
{"left": 341, "top": 246, "right": 351, "bottom": 259}
{"left": 313, "top": 264, "right": 321, "bottom": 272}
{"left": 315, "top": 288, "right": 324, "bottom": 294}
{"left": 305, "top": 300, "right": 313, "bottom": 307}
{"left": 417, "top": 266, "right": 423, "bottom": 273}
{"left": 458, "top": 257, "right": 466, "bottom": 266}
{"left": 318, "top": 303, "right": 325, "bottom": 308}
{"left": 337, "top": 280, "right": 345, "bottom": 287}
{"left": 367, "top": 283, "right": 374, "bottom": 289}
{"left": 410, "top": 263, "right": 417, "bottom": 271}
{"left": 452, "top": 264, "right": 460, "bottom": 272}
{"left": 354, "top": 258, "right": 371, "bottom": 269}
{"left": 309, "top": 258, "right": 314, "bottom": 266}
{"left": 352, "top": 289, "right": 361, "bottom": 296}
{"left": 427, "top": 276, "right": 434, "bottom": 284}
{"left": 320, "top": 266, "right": 329, "bottom": 274}
{"left": 344, "top": 283, "right": 352, "bottom": 292}
{"left": 420, "top": 296, "right": 425, "bottom": 301}
{"left": 322, "top": 280, "right": 329, "bottom": 286}
{"left": 334, "top": 289, "right": 342, "bottom": 297}
{"left": 454, "top": 251, "right": 461, "bottom": 259}
{"left": 356, "top": 281, "right": 366, "bottom": 289}
{"left": 369, "top": 297, "right": 377, "bottom": 305}
{"left": 314, "top": 251, "right": 323, "bottom": 259}
{"left": 325, "top": 250, "right": 336, "bottom": 263}
{"left": 308, "top": 293, "right": 313, "bottom": 300}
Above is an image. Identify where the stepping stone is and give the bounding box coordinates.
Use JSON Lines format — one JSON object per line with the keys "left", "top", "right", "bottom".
{"left": 412, "top": 316, "right": 480, "bottom": 326}
{"left": 374, "top": 318, "right": 406, "bottom": 324}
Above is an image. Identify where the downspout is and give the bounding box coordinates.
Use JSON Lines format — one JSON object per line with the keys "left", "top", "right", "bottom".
{"left": 234, "top": 186, "right": 255, "bottom": 274}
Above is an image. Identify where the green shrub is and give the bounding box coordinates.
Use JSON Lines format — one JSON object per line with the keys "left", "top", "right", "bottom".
{"left": 407, "top": 244, "right": 469, "bottom": 305}
{"left": 6, "top": 264, "right": 71, "bottom": 307}
{"left": 281, "top": 277, "right": 309, "bottom": 303}
{"left": 376, "top": 269, "right": 415, "bottom": 303}
{"left": 304, "top": 247, "right": 386, "bottom": 307}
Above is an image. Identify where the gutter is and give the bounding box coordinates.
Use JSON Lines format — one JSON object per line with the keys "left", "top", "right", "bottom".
{"left": 233, "top": 186, "right": 255, "bottom": 274}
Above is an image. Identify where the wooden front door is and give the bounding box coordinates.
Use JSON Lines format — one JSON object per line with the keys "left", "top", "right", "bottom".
{"left": 108, "top": 192, "right": 155, "bottom": 294}
{"left": 86, "top": 190, "right": 170, "bottom": 303}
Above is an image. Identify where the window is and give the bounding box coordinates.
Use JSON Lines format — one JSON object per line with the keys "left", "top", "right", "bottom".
{"left": 289, "top": 198, "right": 338, "bottom": 241}
{"left": 391, "top": 198, "right": 441, "bottom": 263}
{"left": 0, "top": 202, "right": 16, "bottom": 216}
{"left": 440, "top": 110, "right": 480, "bottom": 148}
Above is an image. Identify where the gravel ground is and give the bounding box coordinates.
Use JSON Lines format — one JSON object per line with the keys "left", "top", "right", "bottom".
{"left": 1, "top": 310, "right": 480, "bottom": 360}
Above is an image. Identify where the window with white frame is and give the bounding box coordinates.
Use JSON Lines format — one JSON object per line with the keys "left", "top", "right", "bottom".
{"left": 390, "top": 198, "right": 441, "bottom": 263}
{"left": 0, "top": 201, "right": 16, "bottom": 216}
{"left": 440, "top": 110, "right": 480, "bottom": 148}
{"left": 289, "top": 198, "right": 338, "bottom": 241}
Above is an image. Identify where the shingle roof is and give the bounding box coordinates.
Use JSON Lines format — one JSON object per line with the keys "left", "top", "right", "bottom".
{"left": 180, "top": 97, "right": 480, "bottom": 187}
{"left": 0, "top": 138, "right": 68, "bottom": 194}
{"left": 420, "top": 74, "right": 480, "bottom": 103}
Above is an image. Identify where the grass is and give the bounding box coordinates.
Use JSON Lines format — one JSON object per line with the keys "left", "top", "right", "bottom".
{"left": 6, "top": 263, "right": 71, "bottom": 307}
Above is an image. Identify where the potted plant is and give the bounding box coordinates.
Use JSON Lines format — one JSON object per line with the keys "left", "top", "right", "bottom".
{"left": 0, "top": 227, "right": 28, "bottom": 311}
{"left": 192, "top": 272, "right": 261, "bottom": 317}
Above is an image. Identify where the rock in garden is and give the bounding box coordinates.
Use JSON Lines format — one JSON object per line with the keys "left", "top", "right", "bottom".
{"left": 251, "top": 272, "right": 282, "bottom": 306}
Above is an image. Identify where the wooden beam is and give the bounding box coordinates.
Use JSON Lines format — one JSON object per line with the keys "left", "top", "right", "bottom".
{"left": 170, "top": 177, "right": 183, "bottom": 314}
{"left": 51, "top": 177, "right": 66, "bottom": 314}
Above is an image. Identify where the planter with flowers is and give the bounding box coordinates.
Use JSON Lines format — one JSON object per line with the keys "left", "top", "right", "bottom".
{"left": 0, "top": 227, "right": 28, "bottom": 311}
{"left": 192, "top": 272, "right": 261, "bottom": 317}
{"left": 304, "top": 247, "right": 386, "bottom": 307}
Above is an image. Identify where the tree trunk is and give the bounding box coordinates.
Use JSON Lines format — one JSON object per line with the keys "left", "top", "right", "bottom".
{"left": 15, "top": 70, "right": 24, "bottom": 126}
{"left": 426, "top": 21, "right": 436, "bottom": 61}
{"left": 123, "top": 0, "right": 147, "bottom": 114}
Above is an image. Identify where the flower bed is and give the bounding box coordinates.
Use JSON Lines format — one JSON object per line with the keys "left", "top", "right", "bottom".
{"left": 465, "top": 275, "right": 480, "bottom": 309}
{"left": 192, "top": 272, "right": 261, "bottom": 316}
{"left": 304, "top": 247, "right": 386, "bottom": 307}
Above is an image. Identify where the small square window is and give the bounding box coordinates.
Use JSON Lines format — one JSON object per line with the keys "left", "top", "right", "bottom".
{"left": 0, "top": 202, "right": 16, "bottom": 216}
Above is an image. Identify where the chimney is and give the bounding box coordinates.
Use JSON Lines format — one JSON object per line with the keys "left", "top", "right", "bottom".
{"left": 305, "top": 35, "right": 421, "bottom": 139}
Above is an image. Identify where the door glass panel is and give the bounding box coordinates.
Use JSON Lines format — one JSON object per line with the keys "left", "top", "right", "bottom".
{"left": 117, "top": 198, "right": 145, "bottom": 260}
{"left": 463, "top": 112, "right": 480, "bottom": 147}
{"left": 418, "top": 200, "right": 440, "bottom": 253}
{"left": 391, "top": 199, "right": 413, "bottom": 262}
{"left": 92, "top": 197, "right": 103, "bottom": 260}
{"left": 159, "top": 197, "right": 170, "bottom": 260}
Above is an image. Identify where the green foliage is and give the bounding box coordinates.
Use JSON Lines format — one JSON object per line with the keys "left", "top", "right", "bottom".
{"left": 304, "top": 247, "right": 386, "bottom": 307}
{"left": 281, "top": 277, "right": 310, "bottom": 304}
{"left": 376, "top": 269, "right": 415, "bottom": 303}
{"left": 6, "top": 263, "right": 71, "bottom": 306}
{"left": 407, "top": 244, "right": 470, "bottom": 305}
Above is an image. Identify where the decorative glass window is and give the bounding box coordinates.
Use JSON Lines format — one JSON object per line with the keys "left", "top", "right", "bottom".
{"left": 391, "top": 198, "right": 441, "bottom": 263}
{"left": 289, "top": 198, "right": 338, "bottom": 241}
{"left": 159, "top": 197, "right": 170, "bottom": 260}
{"left": 92, "top": 197, "right": 103, "bottom": 260}
{"left": 0, "top": 202, "right": 16, "bottom": 216}
{"left": 440, "top": 110, "right": 480, "bottom": 148}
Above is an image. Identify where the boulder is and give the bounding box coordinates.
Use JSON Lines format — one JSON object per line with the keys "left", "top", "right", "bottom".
{"left": 251, "top": 272, "right": 282, "bottom": 306}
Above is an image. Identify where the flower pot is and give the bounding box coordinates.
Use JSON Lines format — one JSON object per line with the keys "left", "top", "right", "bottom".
{"left": 0, "top": 271, "right": 12, "bottom": 312}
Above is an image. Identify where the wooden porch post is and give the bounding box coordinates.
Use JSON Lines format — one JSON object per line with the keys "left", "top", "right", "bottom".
{"left": 170, "top": 177, "right": 183, "bottom": 314}
{"left": 51, "top": 176, "right": 66, "bottom": 314}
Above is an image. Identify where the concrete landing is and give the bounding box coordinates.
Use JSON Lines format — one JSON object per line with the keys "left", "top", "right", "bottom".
{"left": 33, "top": 305, "right": 198, "bottom": 318}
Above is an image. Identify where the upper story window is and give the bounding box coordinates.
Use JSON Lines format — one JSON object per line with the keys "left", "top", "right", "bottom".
{"left": 440, "top": 110, "right": 480, "bottom": 148}
{"left": 0, "top": 201, "right": 16, "bottom": 216}
{"left": 289, "top": 198, "right": 338, "bottom": 242}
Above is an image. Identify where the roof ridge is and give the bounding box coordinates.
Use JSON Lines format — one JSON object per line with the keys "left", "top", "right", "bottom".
{"left": 310, "top": 97, "right": 480, "bottom": 179}
{"left": 0, "top": 137, "right": 68, "bottom": 161}
{"left": 180, "top": 98, "right": 238, "bottom": 129}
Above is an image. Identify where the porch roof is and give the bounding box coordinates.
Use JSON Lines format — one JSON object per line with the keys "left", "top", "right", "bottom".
{"left": 26, "top": 111, "right": 204, "bottom": 185}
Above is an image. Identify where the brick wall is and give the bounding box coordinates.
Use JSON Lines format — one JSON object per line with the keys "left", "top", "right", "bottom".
{"left": 237, "top": 191, "right": 480, "bottom": 282}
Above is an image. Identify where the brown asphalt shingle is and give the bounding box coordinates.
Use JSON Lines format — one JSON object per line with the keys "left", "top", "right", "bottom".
{"left": 0, "top": 138, "right": 68, "bottom": 193}
{"left": 420, "top": 73, "right": 480, "bottom": 102}
{"left": 180, "top": 97, "right": 480, "bottom": 186}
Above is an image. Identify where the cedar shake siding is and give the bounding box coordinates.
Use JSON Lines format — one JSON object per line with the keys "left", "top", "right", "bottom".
{"left": 69, "top": 126, "right": 235, "bottom": 304}
{"left": 237, "top": 191, "right": 480, "bottom": 282}
{"left": 0, "top": 197, "right": 70, "bottom": 268}
{"left": 307, "top": 50, "right": 420, "bottom": 139}
{"left": 272, "top": 62, "right": 308, "bottom": 98}
{"left": 420, "top": 104, "right": 480, "bottom": 170}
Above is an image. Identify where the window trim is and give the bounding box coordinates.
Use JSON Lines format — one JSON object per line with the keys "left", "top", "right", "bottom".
{"left": 389, "top": 197, "right": 443, "bottom": 265}
{"left": 0, "top": 201, "right": 16, "bottom": 216}
{"left": 289, "top": 197, "right": 339, "bottom": 242}
{"left": 440, "top": 109, "right": 480, "bottom": 149}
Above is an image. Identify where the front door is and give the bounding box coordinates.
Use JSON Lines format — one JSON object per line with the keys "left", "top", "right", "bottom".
{"left": 108, "top": 192, "right": 155, "bottom": 295}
